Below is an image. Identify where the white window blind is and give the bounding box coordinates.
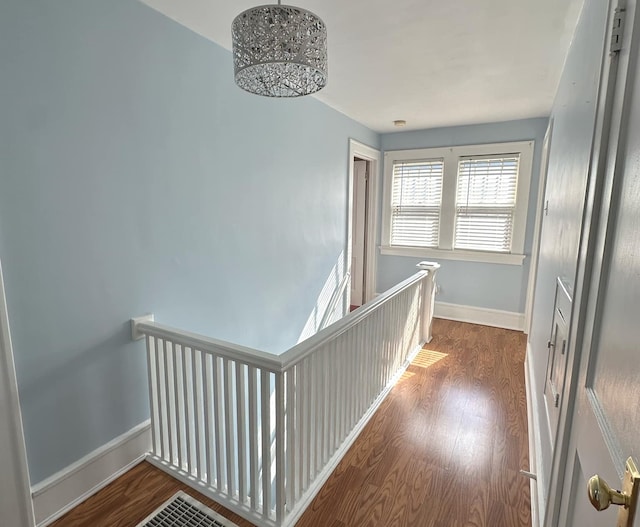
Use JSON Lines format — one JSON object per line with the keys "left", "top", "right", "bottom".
{"left": 454, "top": 155, "right": 520, "bottom": 253}
{"left": 390, "top": 159, "right": 444, "bottom": 248}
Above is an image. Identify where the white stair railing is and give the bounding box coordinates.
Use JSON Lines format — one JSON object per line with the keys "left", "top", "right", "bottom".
{"left": 131, "top": 261, "right": 439, "bottom": 527}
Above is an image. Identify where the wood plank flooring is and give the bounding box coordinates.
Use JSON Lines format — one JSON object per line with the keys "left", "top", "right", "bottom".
{"left": 50, "top": 319, "right": 530, "bottom": 527}
{"left": 48, "top": 461, "right": 255, "bottom": 527}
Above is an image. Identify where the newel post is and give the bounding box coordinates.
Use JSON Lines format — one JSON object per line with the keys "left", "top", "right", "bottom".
{"left": 416, "top": 261, "right": 440, "bottom": 343}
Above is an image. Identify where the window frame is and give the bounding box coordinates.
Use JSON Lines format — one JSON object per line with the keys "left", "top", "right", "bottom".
{"left": 381, "top": 141, "right": 534, "bottom": 265}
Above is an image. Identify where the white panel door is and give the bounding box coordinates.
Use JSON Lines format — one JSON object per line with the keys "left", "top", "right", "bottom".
{"left": 550, "top": 0, "right": 640, "bottom": 525}
{"left": 350, "top": 160, "right": 367, "bottom": 307}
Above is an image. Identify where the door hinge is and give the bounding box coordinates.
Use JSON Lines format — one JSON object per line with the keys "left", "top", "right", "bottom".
{"left": 554, "top": 393, "right": 560, "bottom": 407}
{"left": 547, "top": 340, "right": 555, "bottom": 349}
{"left": 611, "top": 7, "right": 626, "bottom": 53}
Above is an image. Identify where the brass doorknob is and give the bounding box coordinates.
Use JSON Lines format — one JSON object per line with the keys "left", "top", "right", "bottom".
{"left": 588, "top": 474, "right": 630, "bottom": 511}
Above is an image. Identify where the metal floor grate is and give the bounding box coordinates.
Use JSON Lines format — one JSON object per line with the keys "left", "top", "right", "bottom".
{"left": 136, "top": 491, "right": 239, "bottom": 527}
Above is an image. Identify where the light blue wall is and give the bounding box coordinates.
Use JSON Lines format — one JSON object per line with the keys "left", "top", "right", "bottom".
{"left": 527, "top": 0, "right": 608, "bottom": 501}
{"left": 0, "top": 0, "right": 378, "bottom": 483}
{"left": 377, "top": 118, "right": 548, "bottom": 313}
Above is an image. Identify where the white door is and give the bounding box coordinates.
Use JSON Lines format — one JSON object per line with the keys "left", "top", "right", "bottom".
{"left": 0, "top": 261, "right": 35, "bottom": 526}
{"left": 350, "top": 160, "right": 367, "bottom": 307}
{"left": 548, "top": 0, "right": 640, "bottom": 525}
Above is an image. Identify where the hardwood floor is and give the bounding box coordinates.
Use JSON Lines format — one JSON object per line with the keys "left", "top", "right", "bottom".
{"left": 48, "top": 461, "right": 255, "bottom": 527}
{"left": 50, "top": 319, "right": 530, "bottom": 527}
{"left": 296, "top": 318, "right": 530, "bottom": 527}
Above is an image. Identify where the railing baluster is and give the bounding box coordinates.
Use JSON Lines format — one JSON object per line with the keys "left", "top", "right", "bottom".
{"left": 223, "top": 358, "right": 236, "bottom": 498}
{"left": 286, "top": 365, "right": 296, "bottom": 509}
{"left": 355, "top": 324, "right": 364, "bottom": 418}
{"left": 349, "top": 328, "right": 357, "bottom": 429}
{"left": 173, "top": 343, "right": 183, "bottom": 470}
{"left": 213, "top": 357, "right": 224, "bottom": 491}
{"left": 236, "top": 362, "right": 247, "bottom": 504}
{"left": 331, "top": 341, "right": 338, "bottom": 456}
{"left": 192, "top": 348, "right": 202, "bottom": 479}
{"left": 324, "top": 344, "right": 331, "bottom": 462}
{"left": 248, "top": 366, "right": 259, "bottom": 512}
{"left": 296, "top": 361, "right": 305, "bottom": 496}
{"left": 181, "top": 346, "right": 192, "bottom": 475}
{"left": 386, "top": 304, "right": 393, "bottom": 383}
{"left": 305, "top": 357, "right": 312, "bottom": 487}
{"left": 202, "top": 352, "right": 213, "bottom": 486}
{"left": 335, "top": 336, "right": 344, "bottom": 444}
{"left": 319, "top": 349, "right": 327, "bottom": 466}
{"left": 166, "top": 340, "right": 177, "bottom": 465}
{"left": 363, "top": 314, "right": 372, "bottom": 407}
{"left": 375, "top": 311, "right": 382, "bottom": 392}
{"left": 260, "top": 370, "right": 272, "bottom": 519}
{"left": 275, "top": 372, "right": 285, "bottom": 523}
{"left": 310, "top": 352, "right": 318, "bottom": 478}
{"left": 156, "top": 337, "right": 167, "bottom": 461}
{"left": 145, "top": 336, "right": 158, "bottom": 456}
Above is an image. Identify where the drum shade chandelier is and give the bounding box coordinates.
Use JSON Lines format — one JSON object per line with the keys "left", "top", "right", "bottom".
{"left": 231, "top": 1, "right": 328, "bottom": 97}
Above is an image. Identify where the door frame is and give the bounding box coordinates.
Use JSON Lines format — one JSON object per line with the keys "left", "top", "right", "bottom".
{"left": 346, "top": 139, "right": 381, "bottom": 305}
{"left": 0, "top": 258, "right": 35, "bottom": 526}
{"left": 524, "top": 119, "right": 553, "bottom": 335}
{"left": 543, "top": 0, "right": 635, "bottom": 523}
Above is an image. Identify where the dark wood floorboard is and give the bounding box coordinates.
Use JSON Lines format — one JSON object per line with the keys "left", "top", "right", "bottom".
{"left": 50, "top": 319, "right": 530, "bottom": 527}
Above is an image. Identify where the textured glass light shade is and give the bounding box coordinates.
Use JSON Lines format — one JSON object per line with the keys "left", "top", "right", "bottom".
{"left": 232, "top": 4, "right": 328, "bottom": 97}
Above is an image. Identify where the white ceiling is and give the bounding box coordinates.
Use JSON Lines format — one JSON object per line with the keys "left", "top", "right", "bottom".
{"left": 140, "top": 0, "right": 584, "bottom": 133}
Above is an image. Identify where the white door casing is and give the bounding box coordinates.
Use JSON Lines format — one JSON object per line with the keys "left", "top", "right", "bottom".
{"left": 0, "top": 259, "right": 35, "bottom": 527}
{"left": 346, "top": 139, "right": 380, "bottom": 306}
{"left": 524, "top": 120, "right": 553, "bottom": 335}
{"left": 546, "top": 0, "right": 640, "bottom": 525}
{"left": 350, "top": 160, "right": 367, "bottom": 306}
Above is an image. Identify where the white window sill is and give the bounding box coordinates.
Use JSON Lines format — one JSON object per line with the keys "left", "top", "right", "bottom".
{"left": 379, "top": 245, "right": 526, "bottom": 265}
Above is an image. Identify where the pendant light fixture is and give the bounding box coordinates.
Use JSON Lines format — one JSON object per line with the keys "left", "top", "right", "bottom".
{"left": 231, "top": 1, "right": 328, "bottom": 97}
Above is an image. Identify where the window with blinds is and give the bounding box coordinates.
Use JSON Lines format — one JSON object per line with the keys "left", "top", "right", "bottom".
{"left": 454, "top": 155, "right": 520, "bottom": 253}
{"left": 381, "top": 141, "right": 532, "bottom": 264}
{"left": 390, "top": 159, "right": 444, "bottom": 248}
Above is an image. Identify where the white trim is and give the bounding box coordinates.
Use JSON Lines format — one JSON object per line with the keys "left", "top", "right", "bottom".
{"left": 381, "top": 140, "right": 534, "bottom": 257}
{"left": 524, "top": 121, "right": 553, "bottom": 334}
{"left": 434, "top": 301, "right": 525, "bottom": 331}
{"left": 347, "top": 139, "right": 380, "bottom": 304}
{"left": 0, "top": 259, "right": 36, "bottom": 527}
{"left": 380, "top": 245, "right": 525, "bottom": 265}
{"left": 525, "top": 342, "right": 546, "bottom": 527}
{"left": 31, "top": 420, "right": 151, "bottom": 527}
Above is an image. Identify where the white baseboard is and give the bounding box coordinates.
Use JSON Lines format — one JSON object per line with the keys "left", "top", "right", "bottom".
{"left": 434, "top": 301, "right": 525, "bottom": 331}
{"left": 525, "top": 343, "right": 545, "bottom": 527}
{"left": 31, "top": 420, "right": 152, "bottom": 527}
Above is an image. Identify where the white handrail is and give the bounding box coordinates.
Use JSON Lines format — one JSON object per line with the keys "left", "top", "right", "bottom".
{"left": 279, "top": 269, "right": 428, "bottom": 369}
{"left": 131, "top": 262, "right": 440, "bottom": 373}
{"left": 133, "top": 320, "right": 282, "bottom": 372}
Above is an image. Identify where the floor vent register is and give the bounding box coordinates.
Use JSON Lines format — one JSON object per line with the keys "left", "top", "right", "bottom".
{"left": 136, "top": 491, "right": 240, "bottom": 527}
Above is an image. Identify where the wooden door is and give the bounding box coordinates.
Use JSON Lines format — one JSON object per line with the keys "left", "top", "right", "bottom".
{"left": 549, "top": 0, "right": 640, "bottom": 525}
